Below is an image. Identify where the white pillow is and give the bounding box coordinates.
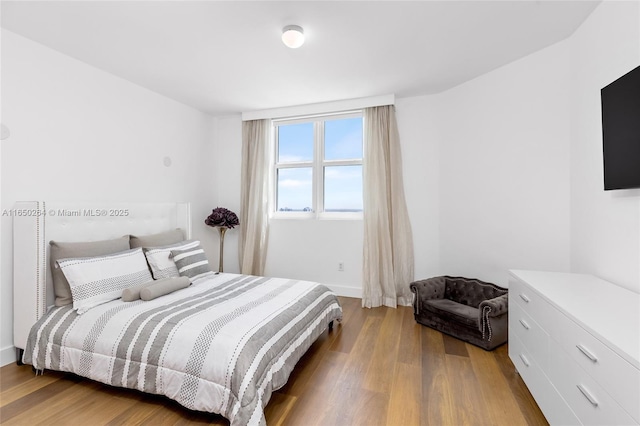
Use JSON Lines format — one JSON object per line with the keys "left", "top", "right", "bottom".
{"left": 143, "top": 240, "right": 201, "bottom": 279}
{"left": 58, "top": 247, "right": 152, "bottom": 314}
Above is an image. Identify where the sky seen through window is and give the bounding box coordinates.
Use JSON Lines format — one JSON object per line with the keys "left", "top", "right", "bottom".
{"left": 277, "top": 117, "right": 363, "bottom": 212}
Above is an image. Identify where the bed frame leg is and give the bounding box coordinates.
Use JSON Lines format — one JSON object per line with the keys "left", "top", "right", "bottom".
{"left": 328, "top": 320, "right": 334, "bottom": 331}
{"left": 16, "top": 348, "right": 24, "bottom": 366}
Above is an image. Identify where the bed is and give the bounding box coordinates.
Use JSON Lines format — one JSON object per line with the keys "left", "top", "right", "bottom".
{"left": 13, "top": 201, "right": 343, "bottom": 426}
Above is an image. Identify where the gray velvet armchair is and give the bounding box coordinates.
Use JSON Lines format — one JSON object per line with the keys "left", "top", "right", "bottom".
{"left": 410, "top": 276, "right": 508, "bottom": 350}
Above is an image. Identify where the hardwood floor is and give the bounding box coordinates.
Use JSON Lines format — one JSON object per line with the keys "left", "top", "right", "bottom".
{"left": 0, "top": 297, "right": 547, "bottom": 425}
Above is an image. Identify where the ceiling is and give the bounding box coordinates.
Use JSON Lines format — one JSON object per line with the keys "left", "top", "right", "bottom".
{"left": 1, "top": 1, "right": 600, "bottom": 116}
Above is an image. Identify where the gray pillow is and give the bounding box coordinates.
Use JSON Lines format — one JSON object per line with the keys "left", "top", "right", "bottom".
{"left": 139, "top": 277, "right": 191, "bottom": 301}
{"left": 130, "top": 229, "right": 184, "bottom": 249}
{"left": 170, "top": 244, "right": 212, "bottom": 279}
{"left": 143, "top": 240, "right": 201, "bottom": 279}
{"left": 121, "top": 279, "right": 156, "bottom": 302}
{"left": 50, "top": 236, "right": 131, "bottom": 306}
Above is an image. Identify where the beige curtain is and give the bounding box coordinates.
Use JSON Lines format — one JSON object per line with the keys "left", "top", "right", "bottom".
{"left": 362, "top": 105, "right": 414, "bottom": 308}
{"left": 239, "top": 119, "right": 271, "bottom": 276}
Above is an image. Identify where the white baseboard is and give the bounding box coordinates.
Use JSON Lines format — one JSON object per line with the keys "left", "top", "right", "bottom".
{"left": 1, "top": 345, "right": 17, "bottom": 367}
{"left": 325, "top": 283, "right": 361, "bottom": 299}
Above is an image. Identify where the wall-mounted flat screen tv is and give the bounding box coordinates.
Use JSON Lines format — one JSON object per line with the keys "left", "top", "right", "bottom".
{"left": 601, "top": 65, "right": 640, "bottom": 191}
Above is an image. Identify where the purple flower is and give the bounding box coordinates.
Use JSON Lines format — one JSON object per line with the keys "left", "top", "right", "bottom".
{"left": 205, "top": 207, "right": 239, "bottom": 229}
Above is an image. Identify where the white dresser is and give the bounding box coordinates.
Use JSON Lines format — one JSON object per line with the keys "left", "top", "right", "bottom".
{"left": 509, "top": 270, "right": 640, "bottom": 425}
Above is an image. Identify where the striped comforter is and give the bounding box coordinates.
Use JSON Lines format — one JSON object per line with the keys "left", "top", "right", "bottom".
{"left": 24, "top": 273, "right": 343, "bottom": 426}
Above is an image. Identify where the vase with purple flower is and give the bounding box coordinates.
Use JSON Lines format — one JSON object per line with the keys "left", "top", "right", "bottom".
{"left": 205, "top": 207, "right": 239, "bottom": 273}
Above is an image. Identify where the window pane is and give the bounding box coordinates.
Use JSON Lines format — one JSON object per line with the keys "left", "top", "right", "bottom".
{"left": 278, "top": 122, "right": 314, "bottom": 163}
{"left": 324, "top": 165, "right": 363, "bottom": 212}
{"left": 277, "top": 167, "right": 313, "bottom": 212}
{"left": 324, "top": 117, "right": 363, "bottom": 161}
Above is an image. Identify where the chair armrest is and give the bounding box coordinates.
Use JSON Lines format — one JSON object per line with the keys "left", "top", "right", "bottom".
{"left": 480, "top": 293, "right": 508, "bottom": 341}
{"left": 410, "top": 278, "right": 446, "bottom": 301}
{"left": 410, "top": 277, "right": 446, "bottom": 314}
{"left": 479, "top": 293, "right": 508, "bottom": 318}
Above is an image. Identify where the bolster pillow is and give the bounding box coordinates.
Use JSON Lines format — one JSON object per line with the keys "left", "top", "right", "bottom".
{"left": 140, "top": 276, "right": 191, "bottom": 301}
{"left": 122, "top": 279, "right": 156, "bottom": 302}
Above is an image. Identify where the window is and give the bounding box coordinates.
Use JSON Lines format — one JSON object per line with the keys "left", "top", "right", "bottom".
{"left": 273, "top": 112, "right": 363, "bottom": 216}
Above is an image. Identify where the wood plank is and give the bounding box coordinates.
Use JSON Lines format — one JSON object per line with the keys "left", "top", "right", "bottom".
{"left": 0, "top": 371, "right": 63, "bottom": 407}
{"left": 277, "top": 323, "right": 337, "bottom": 397}
{"left": 2, "top": 376, "right": 97, "bottom": 425}
{"left": 138, "top": 404, "right": 222, "bottom": 426}
{"left": 444, "top": 353, "right": 485, "bottom": 425}
{"left": 467, "top": 343, "right": 529, "bottom": 425}
{"left": 397, "top": 305, "right": 422, "bottom": 366}
{"left": 367, "top": 306, "right": 388, "bottom": 318}
{"left": 420, "top": 326, "right": 455, "bottom": 426}
{"left": 493, "top": 344, "right": 549, "bottom": 426}
{"left": 363, "top": 307, "right": 404, "bottom": 393}
{"left": 0, "top": 374, "right": 82, "bottom": 424}
{"left": 105, "top": 394, "right": 175, "bottom": 426}
{"left": 33, "top": 382, "right": 140, "bottom": 426}
{"left": 340, "top": 388, "right": 389, "bottom": 426}
{"left": 304, "top": 315, "right": 385, "bottom": 426}
{"left": 281, "top": 351, "right": 349, "bottom": 426}
{"left": 137, "top": 395, "right": 228, "bottom": 426}
{"left": 329, "top": 297, "right": 370, "bottom": 354}
{"left": 387, "top": 362, "right": 421, "bottom": 426}
{"left": 336, "top": 316, "right": 383, "bottom": 391}
{"left": 0, "top": 363, "right": 35, "bottom": 392}
{"left": 442, "top": 333, "right": 470, "bottom": 357}
{"left": 263, "top": 392, "right": 297, "bottom": 426}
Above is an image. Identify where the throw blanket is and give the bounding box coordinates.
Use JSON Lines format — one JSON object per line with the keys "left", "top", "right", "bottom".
{"left": 24, "top": 273, "right": 343, "bottom": 426}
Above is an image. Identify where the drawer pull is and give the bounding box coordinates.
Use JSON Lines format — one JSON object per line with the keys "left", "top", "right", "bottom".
{"left": 576, "top": 344, "right": 598, "bottom": 363}
{"left": 576, "top": 384, "right": 599, "bottom": 407}
{"left": 519, "top": 294, "right": 530, "bottom": 303}
{"left": 519, "top": 319, "right": 530, "bottom": 330}
{"left": 519, "top": 353, "right": 530, "bottom": 367}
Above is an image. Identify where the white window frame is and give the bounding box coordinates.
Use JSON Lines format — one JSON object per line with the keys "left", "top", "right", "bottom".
{"left": 271, "top": 111, "right": 363, "bottom": 220}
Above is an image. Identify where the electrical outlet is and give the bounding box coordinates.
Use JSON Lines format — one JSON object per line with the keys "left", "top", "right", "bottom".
{"left": 338, "top": 262, "right": 344, "bottom": 272}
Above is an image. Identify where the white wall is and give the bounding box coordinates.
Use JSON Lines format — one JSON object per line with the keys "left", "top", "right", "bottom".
{"left": 212, "top": 42, "right": 576, "bottom": 294}
{"left": 210, "top": 114, "right": 242, "bottom": 274}
{"left": 569, "top": 0, "right": 640, "bottom": 293}
{"left": 251, "top": 1, "right": 640, "bottom": 295}
{"left": 395, "top": 96, "right": 441, "bottom": 281}
{"left": 0, "top": 28, "right": 4, "bottom": 370}
{"left": 212, "top": 98, "right": 444, "bottom": 297}
{"left": 142, "top": 2, "right": 640, "bottom": 305}
{"left": 0, "top": 30, "right": 216, "bottom": 365}
{"left": 260, "top": 99, "right": 444, "bottom": 296}
{"left": 424, "top": 0, "right": 640, "bottom": 291}
{"left": 265, "top": 218, "right": 363, "bottom": 297}
{"left": 429, "top": 41, "right": 573, "bottom": 287}
{"left": 212, "top": 115, "right": 366, "bottom": 298}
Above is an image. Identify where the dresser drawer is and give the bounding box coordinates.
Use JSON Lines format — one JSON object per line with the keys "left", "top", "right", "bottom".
{"left": 509, "top": 302, "right": 549, "bottom": 371}
{"left": 553, "top": 310, "right": 640, "bottom": 422}
{"left": 549, "top": 347, "right": 636, "bottom": 425}
{"left": 510, "top": 334, "right": 579, "bottom": 426}
{"left": 509, "top": 276, "right": 559, "bottom": 331}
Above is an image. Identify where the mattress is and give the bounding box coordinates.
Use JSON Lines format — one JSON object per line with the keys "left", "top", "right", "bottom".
{"left": 23, "top": 273, "right": 343, "bottom": 426}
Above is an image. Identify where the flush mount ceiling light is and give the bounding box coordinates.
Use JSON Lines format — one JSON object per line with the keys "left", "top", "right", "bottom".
{"left": 282, "top": 25, "right": 305, "bottom": 48}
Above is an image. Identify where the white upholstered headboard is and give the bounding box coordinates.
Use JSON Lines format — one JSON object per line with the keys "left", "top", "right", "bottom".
{"left": 13, "top": 201, "right": 191, "bottom": 350}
